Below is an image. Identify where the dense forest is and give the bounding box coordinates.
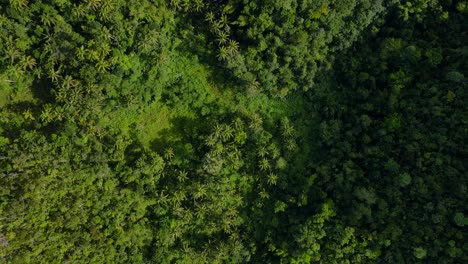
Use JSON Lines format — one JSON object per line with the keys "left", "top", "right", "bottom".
{"left": 0, "top": 0, "right": 466, "bottom": 263}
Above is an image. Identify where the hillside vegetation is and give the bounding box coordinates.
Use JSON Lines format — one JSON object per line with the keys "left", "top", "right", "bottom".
{"left": 0, "top": 0, "right": 466, "bottom": 263}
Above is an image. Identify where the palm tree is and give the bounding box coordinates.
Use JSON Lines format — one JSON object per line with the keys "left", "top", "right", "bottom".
{"left": 72, "top": 4, "right": 86, "bottom": 18}
{"left": 84, "top": 83, "right": 98, "bottom": 95}
{"left": 70, "top": 84, "right": 83, "bottom": 104}
{"left": 48, "top": 67, "right": 61, "bottom": 83}
{"left": 55, "top": 88, "right": 66, "bottom": 103}
{"left": 257, "top": 146, "right": 267, "bottom": 158}
{"left": 61, "top": 75, "right": 75, "bottom": 90}
{"left": 76, "top": 46, "right": 86, "bottom": 60}
{"left": 6, "top": 65, "right": 24, "bottom": 81}
{"left": 281, "top": 118, "right": 295, "bottom": 137}
{"left": 213, "top": 124, "right": 223, "bottom": 139}
{"left": 286, "top": 139, "right": 297, "bottom": 152}
{"left": 259, "top": 188, "right": 269, "bottom": 199}
{"left": 98, "top": 42, "right": 111, "bottom": 57}
{"left": 95, "top": 59, "right": 110, "bottom": 73}
{"left": 170, "top": 0, "right": 181, "bottom": 10}
{"left": 87, "top": 0, "right": 102, "bottom": 11}
{"left": 6, "top": 47, "right": 21, "bottom": 65}
{"left": 193, "top": 0, "right": 204, "bottom": 12}
{"left": 217, "top": 31, "right": 229, "bottom": 46}
{"left": 40, "top": 104, "right": 54, "bottom": 123}
{"left": 164, "top": 147, "right": 174, "bottom": 160}
{"left": 212, "top": 143, "right": 224, "bottom": 155}
{"left": 259, "top": 158, "right": 270, "bottom": 171}
{"left": 86, "top": 49, "right": 100, "bottom": 62}
{"left": 0, "top": 14, "right": 7, "bottom": 27}
{"left": 249, "top": 114, "right": 262, "bottom": 130}
{"left": 204, "top": 134, "right": 217, "bottom": 147}
{"left": 269, "top": 144, "right": 280, "bottom": 159}
{"left": 40, "top": 13, "right": 54, "bottom": 27}
{"left": 43, "top": 42, "right": 55, "bottom": 63}
{"left": 194, "top": 184, "right": 207, "bottom": 200}
{"left": 10, "top": 0, "right": 28, "bottom": 10}
{"left": 54, "top": 106, "right": 65, "bottom": 121}
{"left": 267, "top": 173, "right": 278, "bottom": 185}
{"left": 172, "top": 190, "right": 186, "bottom": 206}
{"left": 227, "top": 147, "right": 240, "bottom": 161}
{"left": 220, "top": 14, "right": 229, "bottom": 29}
{"left": 211, "top": 20, "right": 223, "bottom": 35}
{"left": 205, "top": 12, "right": 215, "bottom": 23}
{"left": 32, "top": 68, "right": 42, "bottom": 78}
{"left": 177, "top": 170, "right": 188, "bottom": 182}
{"left": 217, "top": 46, "right": 229, "bottom": 61}
{"left": 221, "top": 124, "right": 233, "bottom": 141}
{"left": 100, "top": 0, "right": 116, "bottom": 17}
{"left": 232, "top": 118, "right": 244, "bottom": 130}
{"left": 227, "top": 40, "right": 239, "bottom": 55}
{"left": 23, "top": 109, "right": 34, "bottom": 121}
{"left": 155, "top": 190, "right": 169, "bottom": 205}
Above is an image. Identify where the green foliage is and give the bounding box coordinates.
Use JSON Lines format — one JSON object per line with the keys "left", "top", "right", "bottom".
{"left": 414, "top": 247, "right": 427, "bottom": 259}
{"left": 0, "top": 0, "right": 466, "bottom": 263}
{"left": 453, "top": 213, "right": 467, "bottom": 227}
{"left": 399, "top": 173, "right": 412, "bottom": 187}
{"left": 310, "top": 3, "right": 467, "bottom": 262}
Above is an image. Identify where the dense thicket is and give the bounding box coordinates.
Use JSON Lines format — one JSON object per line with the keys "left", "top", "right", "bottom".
{"left": 311, "top": 4, "right": 468, "bottom": 262}
{"left": 0, "top": 0, "right": 466, "bottom": 263}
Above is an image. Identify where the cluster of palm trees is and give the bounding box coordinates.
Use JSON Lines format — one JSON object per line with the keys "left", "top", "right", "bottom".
{"left": 281, "top": 117, "right": 298, "bottom": 152}
{"left": 201, "top": 116, "right": 295, "bottom": 195}
{"left": 170, "top": 0, "right": 205, "bottom": 12}
{"left": 167, "top": 0, "right": 241, "bottom": 67}
{"left": 206, "top": 13, "right": 240, "bottom": 61}
{"left": 202, "top": 119, "right": 248, "bottom": 174}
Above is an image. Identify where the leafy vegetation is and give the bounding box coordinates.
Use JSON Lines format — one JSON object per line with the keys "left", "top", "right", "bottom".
{"left": 0, "top": 0, "right": 466, "bottom": 263}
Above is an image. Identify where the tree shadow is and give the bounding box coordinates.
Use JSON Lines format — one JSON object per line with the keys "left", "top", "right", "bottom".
{"left": 30, "top": 77, "right": 55, "bottom": 103}
{"left": 149, "top": 115, "right": 213, "bottom": 159}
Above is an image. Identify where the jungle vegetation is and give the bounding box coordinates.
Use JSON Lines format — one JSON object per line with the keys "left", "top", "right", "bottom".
{"left": 0, "top": 0, "right": 466, "bottom": 263}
